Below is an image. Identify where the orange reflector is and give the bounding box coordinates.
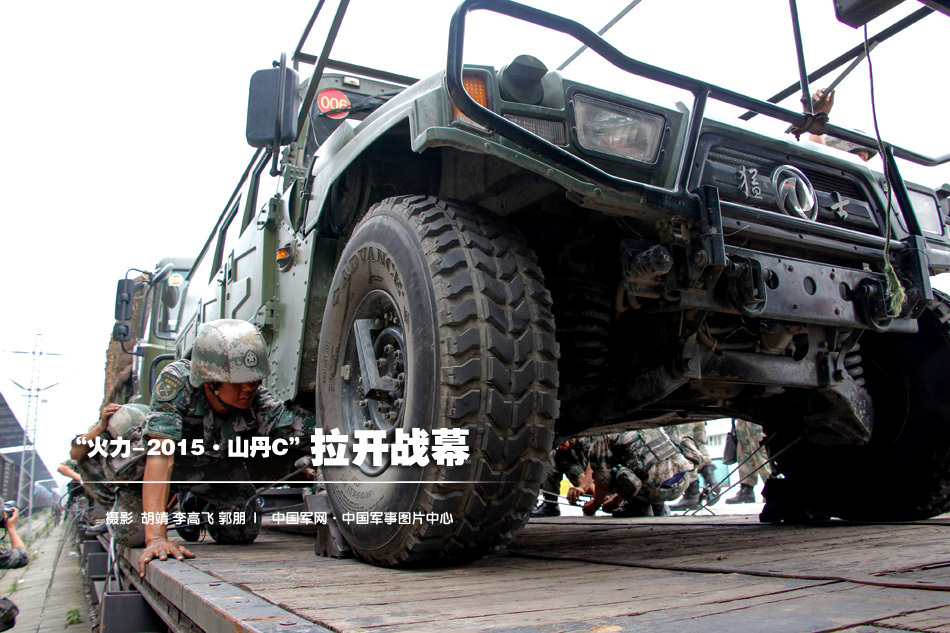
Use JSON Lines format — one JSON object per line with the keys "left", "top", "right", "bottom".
{"left": 276, "top": 247, "right": 292, "bottom": 261}
{"left": 453, "top": 73, "right": 489, "bottom": 127}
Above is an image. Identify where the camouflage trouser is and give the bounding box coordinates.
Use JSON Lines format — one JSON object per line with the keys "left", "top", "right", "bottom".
{"left": 736, "top": 419, "right": 771, "bottom": 486}
{"left": 665, "top": 422, "right": 711, "bottom": 485}
{"left": 591, "top": 429, "right": 699, "bottom": 504}
{"left": 541, "top": 438, "right": 590, "bottom": 501}
{"left": 109, "top": 460, "right": 262, "bottom": 547}
{"left": 75, "top": 457, "right": 116, "bottom": 511}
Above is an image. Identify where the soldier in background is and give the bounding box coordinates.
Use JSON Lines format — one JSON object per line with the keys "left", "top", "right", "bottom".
{"left": 69, "top": 403, "right": 149, "bottom": 533}
{"left": 667, "top": 422, "right": 723, "bottom": 511}
{"left": 60, "top": 402, "right": 124, "bottom": 527}
{"left": 99, "top": 320, "right": 316, "bottom": 576}
{"left": 725, "top": 419, "right": 771, "bottom": 504}
{"left": 532, "top": 437, "right": 591, "bottom": 518}
{"left": 57, "top": 459, "right": 84, "bottom": 509}
{"left": 0, "top": 502, "right": 28, "bottom": 570}
{"left": 569, "top": 428, "right": 702, "bottom": 517}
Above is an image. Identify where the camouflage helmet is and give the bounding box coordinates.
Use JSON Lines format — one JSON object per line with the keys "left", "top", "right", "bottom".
{"left": 189, "top": 319, "right": 270, "bottom": 387}
{"left": 107, "top": 403, "right": 149, "bottom": 439}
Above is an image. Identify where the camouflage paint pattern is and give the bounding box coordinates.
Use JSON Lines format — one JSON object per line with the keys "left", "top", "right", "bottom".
{"left": 107, "top": 403, "right": 150, "bottom": 440}
{"left": 665, "top": 421, "right": 712, "bottom": 486}
{"left": 188, "top": 319, "right": 271, "bottom": 387}
{"left": 589, "top": 428, "right": 701, "bottom": 503}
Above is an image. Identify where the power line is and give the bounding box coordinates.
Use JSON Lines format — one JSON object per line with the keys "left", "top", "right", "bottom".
{"left": 6, "top": 335, "right": 61, "bottom": 535}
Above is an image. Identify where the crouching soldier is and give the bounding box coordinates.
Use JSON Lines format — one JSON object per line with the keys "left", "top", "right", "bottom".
{"left": 570, "top": 428, "right": 702, "bottom": 517}
{"left": 100, "top": 320, "right": 316, "bottom": 576}
{"left": 532, "top": 437, "right": 591, "bottom": 518}
{"left": 68, "top": 402, "right": 146, "bottom": 533}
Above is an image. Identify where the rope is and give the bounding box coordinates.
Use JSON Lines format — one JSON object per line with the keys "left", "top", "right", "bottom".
{"left": 864, "top": 24, "right": 905, "bottom": 315}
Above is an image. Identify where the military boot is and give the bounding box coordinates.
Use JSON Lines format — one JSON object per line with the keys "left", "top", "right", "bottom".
{"left": 611, "top": 498, "right": 653, "bottom": 517}
{"left": 669, "top": 480, "right": 701, "bottom": 511}
{"left": 530, "top": 499, "right": 561, "bottom": 518}
{"left": 725, "top": 483, "right": 756, "bottom": 504}
{"left": 699, "top": 463, "right": 723, "bottom": 505}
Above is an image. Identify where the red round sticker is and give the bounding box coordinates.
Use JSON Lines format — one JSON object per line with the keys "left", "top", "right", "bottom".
{"left": 317, "top": 88, "right": 351, "bottom": 120}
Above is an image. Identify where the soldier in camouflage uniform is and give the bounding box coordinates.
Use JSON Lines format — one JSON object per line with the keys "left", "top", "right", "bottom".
{"left": 114, "top": 320, "right": 316, "bottom": 576}
{"left": 725, "top": 419, "right": 772, "bottom": 504}
{"left": 579, "top": 428, "right": 702, "bottom": 517}
{"left": 61, "top": 402, "right": 126, "bottom": 528}
{"left": 666, "top": 422, "right": 724, "bottom": 511}
{"left": 532, "top": 437, "right": 591, "bottom": 518}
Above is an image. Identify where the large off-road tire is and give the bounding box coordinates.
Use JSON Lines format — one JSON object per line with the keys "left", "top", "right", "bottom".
{"left": 317, "top": 195, "right": 558, "bottom": 566}
{"left": 774, "top": 291, "right": 950, "bottom": 520}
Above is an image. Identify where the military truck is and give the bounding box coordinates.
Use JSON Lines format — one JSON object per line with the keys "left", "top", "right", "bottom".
{"left": 175, "top": 0, "right": 950, "bottom": 566}
{"left": 109, "top": 257, "right": 195, "bottom": 405}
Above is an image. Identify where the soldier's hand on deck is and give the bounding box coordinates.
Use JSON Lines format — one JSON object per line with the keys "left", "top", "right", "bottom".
{"left": 567, "top": 486, "right": 583, "bottom": 504}
{"left": 138, "top": 538, "right": 195, "bottom": 576}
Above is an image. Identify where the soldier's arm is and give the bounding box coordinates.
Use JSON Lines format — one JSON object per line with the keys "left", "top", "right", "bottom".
{"left": 567, "top": 464, "right": 595, "bottom": 504}
{"left": 70, "top": 403, "right": 121, "bottom": 461}
{"left": 137, "top": 453, "right": 194, "bottom": 576}
{"left": 57, "top": 462, "right": 82, "bottom": 483}
{"left": 4, "top": 508, "right": 26, "bottom": 553}
{"left": 138, "top": 365, "right": 194, "bottom": 576}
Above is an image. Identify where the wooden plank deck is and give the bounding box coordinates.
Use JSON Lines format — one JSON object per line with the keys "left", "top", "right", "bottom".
{"left": 131, "top": 514, "right": 950, "bottom": 632}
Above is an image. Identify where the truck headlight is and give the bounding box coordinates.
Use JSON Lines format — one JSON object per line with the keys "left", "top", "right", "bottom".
{"left": 572, "top": 93, "right": 666, "bottom": 165}
{"left": 908, "top": 189, "right": 943, "bottom": 235}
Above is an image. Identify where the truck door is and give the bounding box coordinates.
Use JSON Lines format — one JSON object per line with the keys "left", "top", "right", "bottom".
{"left": 222, "top": 155, "right": 281, "bottom": 339}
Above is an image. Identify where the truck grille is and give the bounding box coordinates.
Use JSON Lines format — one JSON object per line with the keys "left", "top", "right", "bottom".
{"left": 703, "top": 142, "right": 880, "bottom": 236}
{"left": 708, "top": 146, "right": 866, "bottom": 201}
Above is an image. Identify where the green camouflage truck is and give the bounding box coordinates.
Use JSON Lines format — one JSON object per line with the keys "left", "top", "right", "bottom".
{"left": 175, "top": 0, "right": 950, "bottom": 566}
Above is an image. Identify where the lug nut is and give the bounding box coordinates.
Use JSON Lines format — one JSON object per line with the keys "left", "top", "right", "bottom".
{"left": 387, "top": 412, "right": 398, "bottom": 422}
{"left": 377, "top": 357, "right": 388, "bottom": 369}
{"left": 359, "top": 400, "right": 367, "bottom": 408}
{"left": 384, "top": 344, "right": 394, "bottom": 354}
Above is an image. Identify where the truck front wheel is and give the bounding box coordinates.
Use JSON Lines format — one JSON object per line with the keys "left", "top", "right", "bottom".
{"left": 317, "top": 196, "right": 558, "bottom": 566}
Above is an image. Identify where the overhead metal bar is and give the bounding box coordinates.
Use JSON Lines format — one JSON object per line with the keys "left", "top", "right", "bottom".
{"left": 788, "top": 0, "right": 814, "bottom": 115}
{"left": 739, "top": 6, "right": 933, "bottom": 121}
{"left": 296, "top": 0, "right": 351, "bottom": 136}
{"left": 292, "top": 0, "right": 327, "bottom": 71}
{"left": 557, "top": 0, "right": 645, "bottom": 71}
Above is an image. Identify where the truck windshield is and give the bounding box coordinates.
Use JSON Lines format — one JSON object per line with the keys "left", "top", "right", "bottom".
{"left": 300, "top": 0, "right": 949, "bottom": 186}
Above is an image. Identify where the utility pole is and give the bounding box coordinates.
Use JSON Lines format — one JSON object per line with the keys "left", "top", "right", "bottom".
{"left": 8, "top": 335, "right": 59, "bottom": 534}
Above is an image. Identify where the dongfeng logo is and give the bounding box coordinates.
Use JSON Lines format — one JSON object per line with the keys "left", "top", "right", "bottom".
{"left": 771, "top": 165, "right": 817, "bottom": 221}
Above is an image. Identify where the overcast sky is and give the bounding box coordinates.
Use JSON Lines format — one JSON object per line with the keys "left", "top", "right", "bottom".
{"left": 1, "top": 0, "right": 948, "bottom": 485}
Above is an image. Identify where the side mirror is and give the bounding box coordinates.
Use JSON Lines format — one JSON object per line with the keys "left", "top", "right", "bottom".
{"left": 112, "top": 322, "right": 132, "bottom": 342}
{"left": 833, "top": 0, "right": 902, "bottom": 28}
{"left": 115, "top": 279, "right": 136, "bottom": 321}
{"left": 246, "top": 61, "right": 300, "bottom": 148}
